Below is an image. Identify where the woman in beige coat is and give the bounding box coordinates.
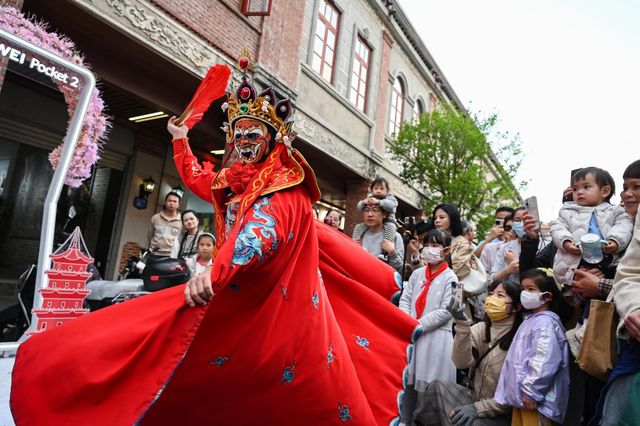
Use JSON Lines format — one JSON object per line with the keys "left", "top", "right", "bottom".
{"left": 416, "top": 280, "right": 523, "bottom": 426}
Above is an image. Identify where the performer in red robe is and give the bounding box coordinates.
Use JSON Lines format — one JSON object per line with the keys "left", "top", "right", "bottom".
{"left": 10, "top": 61, "right": 419, "bottom": 426}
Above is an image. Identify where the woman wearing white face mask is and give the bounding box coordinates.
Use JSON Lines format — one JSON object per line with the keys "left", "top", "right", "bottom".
{"left": 491, "top": 207, "right": 527, "bottom": 285}
{"left": 399, "top": 229, "right": 458, "bottom": 426}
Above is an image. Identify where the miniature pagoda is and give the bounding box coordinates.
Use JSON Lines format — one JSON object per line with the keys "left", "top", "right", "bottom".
{"left": 31, "top": 227, "right": 93, "bottom": 333}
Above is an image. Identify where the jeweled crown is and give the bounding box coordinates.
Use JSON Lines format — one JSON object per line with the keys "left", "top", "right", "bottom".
{"left": 223, "top": 50, "right": 294, "bottom": 146}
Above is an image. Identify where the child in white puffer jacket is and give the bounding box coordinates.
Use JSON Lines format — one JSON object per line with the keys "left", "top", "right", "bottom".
{"left": 550, "top": 167, "right": 633, "bottom": 296}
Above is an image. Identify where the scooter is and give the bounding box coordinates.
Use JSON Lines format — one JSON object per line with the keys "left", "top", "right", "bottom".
{"left": 85, "top": 249, "right": 190, "bottom": 311}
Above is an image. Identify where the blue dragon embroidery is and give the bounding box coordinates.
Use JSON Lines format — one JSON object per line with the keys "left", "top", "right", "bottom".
{"left": 338, "top": 402, "right": 352, "bottom": 422}
{"left": 232, "top": 197, "right": 278, "bottom": 266}
{"left": 209, "top": 356, "right": 230, "bottom": 368}
{"left": 281, "top": 363, "right": 295, "bottom": 384}
{"left": 327, "top": 344, "right": 335, "bottom": 368}
{"left": 354, "top": 335, "right": 370, "bottom": 351}
{"left": 312, "top": 292, "right": 319, "bottom": 310}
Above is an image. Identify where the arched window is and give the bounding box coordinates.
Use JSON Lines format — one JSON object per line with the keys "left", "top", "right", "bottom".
{"left": 413, "top": 99, "right": 424, "bottom": 123}
{"left": 388, "top": 78, "right": 405, "bottom": 135}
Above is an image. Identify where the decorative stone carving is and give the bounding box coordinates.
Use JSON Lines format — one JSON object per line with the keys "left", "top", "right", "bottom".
{"left": 294, "top": 111, "right": 423, "bottom": 207}
{"left": 72, "top": 0, "right": 223, "bottom": 75}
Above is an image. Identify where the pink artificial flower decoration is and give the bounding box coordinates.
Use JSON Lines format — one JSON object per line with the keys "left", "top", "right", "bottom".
{"left": 0, "top": 6, "right": 110, "bottom": 187}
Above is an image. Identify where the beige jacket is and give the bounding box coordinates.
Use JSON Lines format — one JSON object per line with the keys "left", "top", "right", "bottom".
{"left": 452, "top": 319, "right": 511, "bottom": 418}
{"left": 148, "top": 211, "right": 183, "bottom": 256}
{"left": 611, "top": 209, "right": 640, "bottom": 339}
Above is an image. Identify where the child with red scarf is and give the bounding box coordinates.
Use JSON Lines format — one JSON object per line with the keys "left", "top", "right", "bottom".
{"left": 398, "top": 228, "right": 457, "bottom": 425}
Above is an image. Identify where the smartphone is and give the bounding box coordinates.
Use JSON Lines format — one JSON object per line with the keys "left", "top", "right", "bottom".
{"left": 570, "top": 168, "right": 582, "bottom": 183}
{"left": 452, "top": 281, "right": 464, "bottom": 308}
{"left": 494, "top": 218, "right": 504, "bottom": 226}
{"left": 524, "top": 196, "right": 540, "bottom": 230}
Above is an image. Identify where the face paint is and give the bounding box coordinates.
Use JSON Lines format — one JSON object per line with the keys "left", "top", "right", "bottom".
{"left": 231, "top": 118, "right": 271, "bottom": 164}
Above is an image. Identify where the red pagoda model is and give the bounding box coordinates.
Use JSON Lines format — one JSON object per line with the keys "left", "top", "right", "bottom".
{"left": 31, "top": 227, "right": 93, "bottom": 333}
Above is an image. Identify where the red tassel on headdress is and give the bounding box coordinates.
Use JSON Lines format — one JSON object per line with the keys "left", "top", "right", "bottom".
{"left": 175, "top": 64, "right": 232, "bottom": 129}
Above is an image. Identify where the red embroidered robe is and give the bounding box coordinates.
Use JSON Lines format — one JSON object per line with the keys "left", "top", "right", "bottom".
{"left": 10, "top": 139, "right": 418, "bottom": 425}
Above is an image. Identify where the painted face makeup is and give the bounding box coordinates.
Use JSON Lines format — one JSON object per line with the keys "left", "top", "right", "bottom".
{"left": 231, "top": 118, "right": 271, "bottom": 163}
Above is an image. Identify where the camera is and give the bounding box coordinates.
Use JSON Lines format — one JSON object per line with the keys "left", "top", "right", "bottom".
{"left": 323, "top": 217, "right": 333, "bottom": 226}
{"left": 397, "top": 216, "right": 421, "bottom": 245}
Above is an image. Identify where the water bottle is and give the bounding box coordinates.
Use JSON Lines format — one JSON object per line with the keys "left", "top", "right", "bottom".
{"left": 578, "top": 233, "right": 607, "bottom": 264}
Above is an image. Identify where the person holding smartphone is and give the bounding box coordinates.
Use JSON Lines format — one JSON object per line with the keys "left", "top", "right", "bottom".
{"left": 473, "top": 207, "right": 514, "bottom": 259}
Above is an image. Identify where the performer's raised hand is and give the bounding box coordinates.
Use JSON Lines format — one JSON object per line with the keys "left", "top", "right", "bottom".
{"left": 184, "top": 267, "right": 214, "bottom": 307}
{"left": 167, "top": 116, "right": 189, "bottom": 140}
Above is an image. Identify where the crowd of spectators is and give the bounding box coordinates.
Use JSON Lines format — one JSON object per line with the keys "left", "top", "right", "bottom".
{"left": 338, "top": 162, "right": 640, "bottom": 426}
{"left": 151, "top": 161, "right": 640, "bottom": 425}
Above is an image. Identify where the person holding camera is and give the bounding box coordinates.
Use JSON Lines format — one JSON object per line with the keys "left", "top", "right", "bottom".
{"left": 406, "top": 219, "right": 433, "bottom": 273}
{"left": 473, "top": 207, "right": 515, "bottom": 260}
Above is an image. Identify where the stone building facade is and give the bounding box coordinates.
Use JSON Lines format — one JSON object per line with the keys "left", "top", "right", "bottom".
{"left": 0, "top": 0, "right": 515, "bottom": 281}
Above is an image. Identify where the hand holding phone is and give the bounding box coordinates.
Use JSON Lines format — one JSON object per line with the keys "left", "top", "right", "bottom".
{"left": 524, "top": 196, "right": 540, "bottom": 231}
{"left": 453, "top": 281, "right": 464, "bottom": 306}
{"left": 447, "top": 282, "right": 467, "bottom": 321}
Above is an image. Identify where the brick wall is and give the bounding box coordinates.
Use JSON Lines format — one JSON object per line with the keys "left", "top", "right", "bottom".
{"left": 372, "top": 30, "right": 394, "bottom": 155}
{"left": 257, "top": 0, "right": 305, "bottom": 88}
{"left": 150, "top": 0, "right": 262, "bottom": 61}
{"left": 344, "top": 178, "right": 371, "bottom": 238}
{"left": 118, "top": 241, "right": 142, "bottom": 274}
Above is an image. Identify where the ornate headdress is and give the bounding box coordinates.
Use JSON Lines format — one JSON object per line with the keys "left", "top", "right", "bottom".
{"left": 222, "top": 50, "right": 294, "bottom": 147}
{"left": 206, "top": 50, "right": 320, "bottom": 252}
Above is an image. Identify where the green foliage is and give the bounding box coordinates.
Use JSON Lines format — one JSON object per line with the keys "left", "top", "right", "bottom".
{"left": 388, "top": 103, "right": 523, "bottom": 236}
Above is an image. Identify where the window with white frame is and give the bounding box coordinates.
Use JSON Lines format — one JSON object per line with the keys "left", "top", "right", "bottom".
{"left": 311, "top": 0, "right": 340, "bottom": 83}
{"left": 388, "top": 78, "right": 405, "bottom": 135}
{"left": 348, "top": 36, "right": 371, "bottom": 112}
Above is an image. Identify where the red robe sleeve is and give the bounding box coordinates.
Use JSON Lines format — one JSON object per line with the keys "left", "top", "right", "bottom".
{"left": 172, "top": 138, "right": 215, "bottom": 203}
